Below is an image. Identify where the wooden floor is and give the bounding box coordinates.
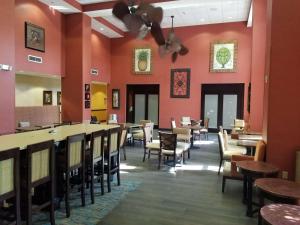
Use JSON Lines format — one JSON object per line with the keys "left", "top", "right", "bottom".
{"left": 98, "top": 134, "right": 257, "bottom": 225}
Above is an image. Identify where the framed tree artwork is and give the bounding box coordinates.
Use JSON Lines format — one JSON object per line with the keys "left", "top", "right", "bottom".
{"left": 170, "top": 68, "right": 191, "bottom": 98}
{"left": 210, "top": 40, "right": 238, "bottom": 73}
{"left": 133, "top": 48, "right": 152, "bottom": 74}
{"left": 112, "top": 89, "right": 120, "bottom": 109}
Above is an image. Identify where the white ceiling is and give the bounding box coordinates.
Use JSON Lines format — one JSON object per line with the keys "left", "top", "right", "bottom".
{"left": 76, "top": 0, "right": 116, "bottom": 4}
{"left": 39, "top": 0, "right": 252, "bottom": 38}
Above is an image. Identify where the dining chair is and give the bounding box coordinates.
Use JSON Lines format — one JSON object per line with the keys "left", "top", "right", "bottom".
{"left": 180, "top": 116, "right": 191, "bottom": 126}
{"left": 170, "top": 118, "right": 176, "bottom": 130}
{"left": 0, "top": 148, "right": 21, "bottom": 225}
{"left": 200, "top": 118, "right": 209, "bottom": 140}
{"left": 104, "top": 127, "right": 121, "bottom": 192}
{"left": 22, "top": 140, "right": 55, "bottom": 225}
{"left": 158, "top": 132, "right": 184, "bottom": 170}
{"left": 142, "top": 123, "right": 159, "bottom": 161}
{"left": 57, "top": 133, "right": 86, "bottom": 218}
{"left": 119, "top": 128, "right": 128, "bottom": 160}
{"left": 217, "top": 132, "right": 245, "bottom": 175}
{"left": 86, "top": 130, "right": 106, "bottom": 204}
{"left": 222, "top": 140, "right": 266, "bottom": 193}
{"left": 172, "top": 127, "right": 191, "bottom": 160}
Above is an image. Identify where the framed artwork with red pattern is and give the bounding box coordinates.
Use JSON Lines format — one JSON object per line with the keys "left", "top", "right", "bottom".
{"left": 170, "top": 68, "right": 190, "bottom": 98}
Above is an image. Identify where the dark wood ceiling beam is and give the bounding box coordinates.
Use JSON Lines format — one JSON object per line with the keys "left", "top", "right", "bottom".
{"left": 82, "top": 0, "right": 176, "bottom": 12}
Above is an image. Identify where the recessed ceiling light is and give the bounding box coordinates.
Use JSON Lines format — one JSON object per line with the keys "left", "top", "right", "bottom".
{"left": 100, "top": 28, "right": 104, "bottom": 31}
{"left": 50, "top": 5, "right": 68, "bottom": 10}
{"left": 210, "top": 7, "right": 218, "bottom": 11}
{"left": 228, "top": 16, "right": 233, "bottom": 19}
{"left": 200, "top": 18, "right": 205, "bottom": 22}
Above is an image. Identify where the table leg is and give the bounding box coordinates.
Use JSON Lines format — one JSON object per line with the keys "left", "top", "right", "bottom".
{"left": 243, "top": 175, "right": 247, "bottom": 204}
{"left": 246, "top": 175, "right": 253, "bottom": 217}
{"left": 191, "top": 129, "right": 194, "bottom": 148}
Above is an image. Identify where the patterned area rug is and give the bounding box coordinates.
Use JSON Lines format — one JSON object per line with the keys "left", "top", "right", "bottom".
{"left": 33, "top": 180, "right": 140, "bottom": 225}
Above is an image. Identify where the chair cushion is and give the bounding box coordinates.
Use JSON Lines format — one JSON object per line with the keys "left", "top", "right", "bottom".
{"left": 162, "top": 148, "right": 184, "bottom": 155}
{"left": 133, "top": 131, "right": 144, "bottom": 140}
{"left": 223, "top": 161, "right": 232, "bottom": 176}
{"left": 177, "top": 142, "right": 190, "bottom": 151}
{"left": 146, "top": 142, "right": 160, "bottom": 150}
{"left": 176, "top": 134, "right": 191, "bottom": 142}
{"left": 223, "top": 150, "right": 244, "bottom": 160}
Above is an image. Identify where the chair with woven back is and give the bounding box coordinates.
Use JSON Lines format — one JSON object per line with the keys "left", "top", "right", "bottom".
{"left": 0, "top": 148, "right": 21, "bottom": 225}
{"left": 222, "top": 140, "right": 266, "bottom": 193}
{"left": 86, "top": 130, "right": 106, "bottom": 204}
{"left": 21, "top": 140, "right": 55, "bottom": 225}
{"left": 132, "top": 121, "right": 153, "bottom": 146}
{"left": 104, "top": 127, "right": 121, "bottom": 192}
{"left": 158, "top": 132, "right": 184, "bottom": 170}
{"left": 57, "top": 133, "right": 86, "bottom": 218}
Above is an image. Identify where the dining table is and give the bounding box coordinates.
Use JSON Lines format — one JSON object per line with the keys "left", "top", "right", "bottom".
{"left": 238, "top": 134, "right": 263, "bottom": 141}
{"left": 236, "top": 161, "right": 280, "bottom": 217}
{"left": 182, "top": 124, "right": 202, "bottom": 148}
{"left": 237, "top": 140, "right": 258, "bottom": 155}
{"left": 260, "top": 204, "right": 300, "bottom": 225}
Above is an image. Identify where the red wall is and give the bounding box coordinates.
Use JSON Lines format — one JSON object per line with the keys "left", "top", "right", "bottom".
{"left": 91, "top": 31, "right": 111, "bottom": 83}
{"left": 15, "top": 0, "right": 65, "bottom": 76}
{"left": 264, "top": 0, "right": 300, "bottom": 179}
{"left": 110, "top": 23, "right": 253, "bottom": 128}
{"left": 0, "top": 0, "right": 15, "bottom": 134}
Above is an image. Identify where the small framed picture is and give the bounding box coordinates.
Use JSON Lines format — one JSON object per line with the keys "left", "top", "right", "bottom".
{"left": 85, "top": 101, "right": 90, "bottom": 109}
{"left": 133, "top": 48, "right": 152, "bottom": 74}
{"left": 84, "top": 84, "right": 90, "bottom": 92}
{"left": 112, "top": 89, "right": 120, "bottom": 109}
{"left": 43, "top": 91, "right": 52, "bottom": 105}
{"left": 85, "top": 92, "right": 90, "bottom": 100}
{"left": 57, "top": 91, "right": 61, "bottom": 105}
{"left": 210, "top": 40, "right": 238, "bottom": 73}
{"left": 25, "top": 22, "right": 45, "bottom": 52}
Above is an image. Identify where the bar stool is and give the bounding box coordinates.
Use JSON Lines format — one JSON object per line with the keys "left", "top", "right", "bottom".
{"left": 0, "top": 148, "right": 21, "bottom": 225}
{"left": 86, "top": 130, "right": 106, "bottom": 204}
{"left": 104, "top": 127, "right": 121, "bottom": 192}
{"left": 21, "top": 140, "right": 55, "bottom": 225}
{"left": 62, "top": 133, "right": 86, "bottom": 218}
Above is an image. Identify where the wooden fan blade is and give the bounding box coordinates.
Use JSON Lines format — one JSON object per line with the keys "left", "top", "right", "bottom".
{"left": 112, "top": 1, "right": 130, "bottom": 20}
{"left": 151, "top": 22, "right": 165, "bottom": 46}
{"left": 179, "top": 45, "right": 189, "bottom": 55}
{"left": 148, "top": 7, "right": 163, "bottom": 23}
{"left": 172, "top": 52, "right": 178, "bottom": 62}
{"left": 123, "top": 14, "right": 144, "bottom": 36}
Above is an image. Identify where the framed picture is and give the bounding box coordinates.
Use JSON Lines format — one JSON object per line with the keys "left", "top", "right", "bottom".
{"left": 57, "top": 91, "right": 61, "bottom": 105}
{"left": 133, "top": 48, "right": 152, "bottom": 74}
{"left": 85, "top": 92, "right": 90, "bottom": 100}
{"left": 84, "top": 84, "right": 90, "bottom": 92}
{"left": 85, "top": 101, "right": 90, "bottom": 109}
{"left": 210, "top": 40, "right": 238, "bottom": 73}
{"left": 112, "top": 89, "right": 120, "bottom": 109}
{"left": 43, "top": 91, "right": 52, "bottom": 105}
{"left": 170, "top": 68, "right": 191, "bottom": 98}
{"left": 25, "top": 22, "right": 45, "bottom": 52}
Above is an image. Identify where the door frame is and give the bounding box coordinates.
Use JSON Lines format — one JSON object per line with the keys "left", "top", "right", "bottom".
{"left": 201, "top": 83, "right": 244, "bottom": 132}
{"left": 126, "top": 84, "right": 160, "bottom": 128}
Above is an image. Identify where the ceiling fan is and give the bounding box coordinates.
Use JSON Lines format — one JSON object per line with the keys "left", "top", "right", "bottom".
{"left": 112, "top": 1, "right": 189, "bottom": 62}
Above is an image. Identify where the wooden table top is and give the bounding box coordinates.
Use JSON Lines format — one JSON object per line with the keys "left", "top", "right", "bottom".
{"left": 237, "top": 140, "right": 258, "bottom": 147}
{"left": 0, "top": 124, "right": 119, "bottom": 152}
{"left": 182, "top": 125, "right": 202, "bottom": 130}
{"left": 124, "top": 123, "right": 142, "bottom": 129}
{"left": 236, "top": 161, "right": 279, "bottom": 175}
{"left": 261, "top": 204, "right": 300, "bottom": 225}
{"left": 255, "top": 178, "right": 300, "bottom": 200}
{"left": 238, "top": 134, "right": 263, "bottom": 141}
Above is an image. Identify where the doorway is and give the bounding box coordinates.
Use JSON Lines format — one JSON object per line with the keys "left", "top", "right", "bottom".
{"left": 91, "top": 82, "right": 107, "bottom": 123}
{"left": 126, "top": 84, "right": 159, "bottom": 128}
{"left": 201, "top": 84, "right": 244, "bottom": 132}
